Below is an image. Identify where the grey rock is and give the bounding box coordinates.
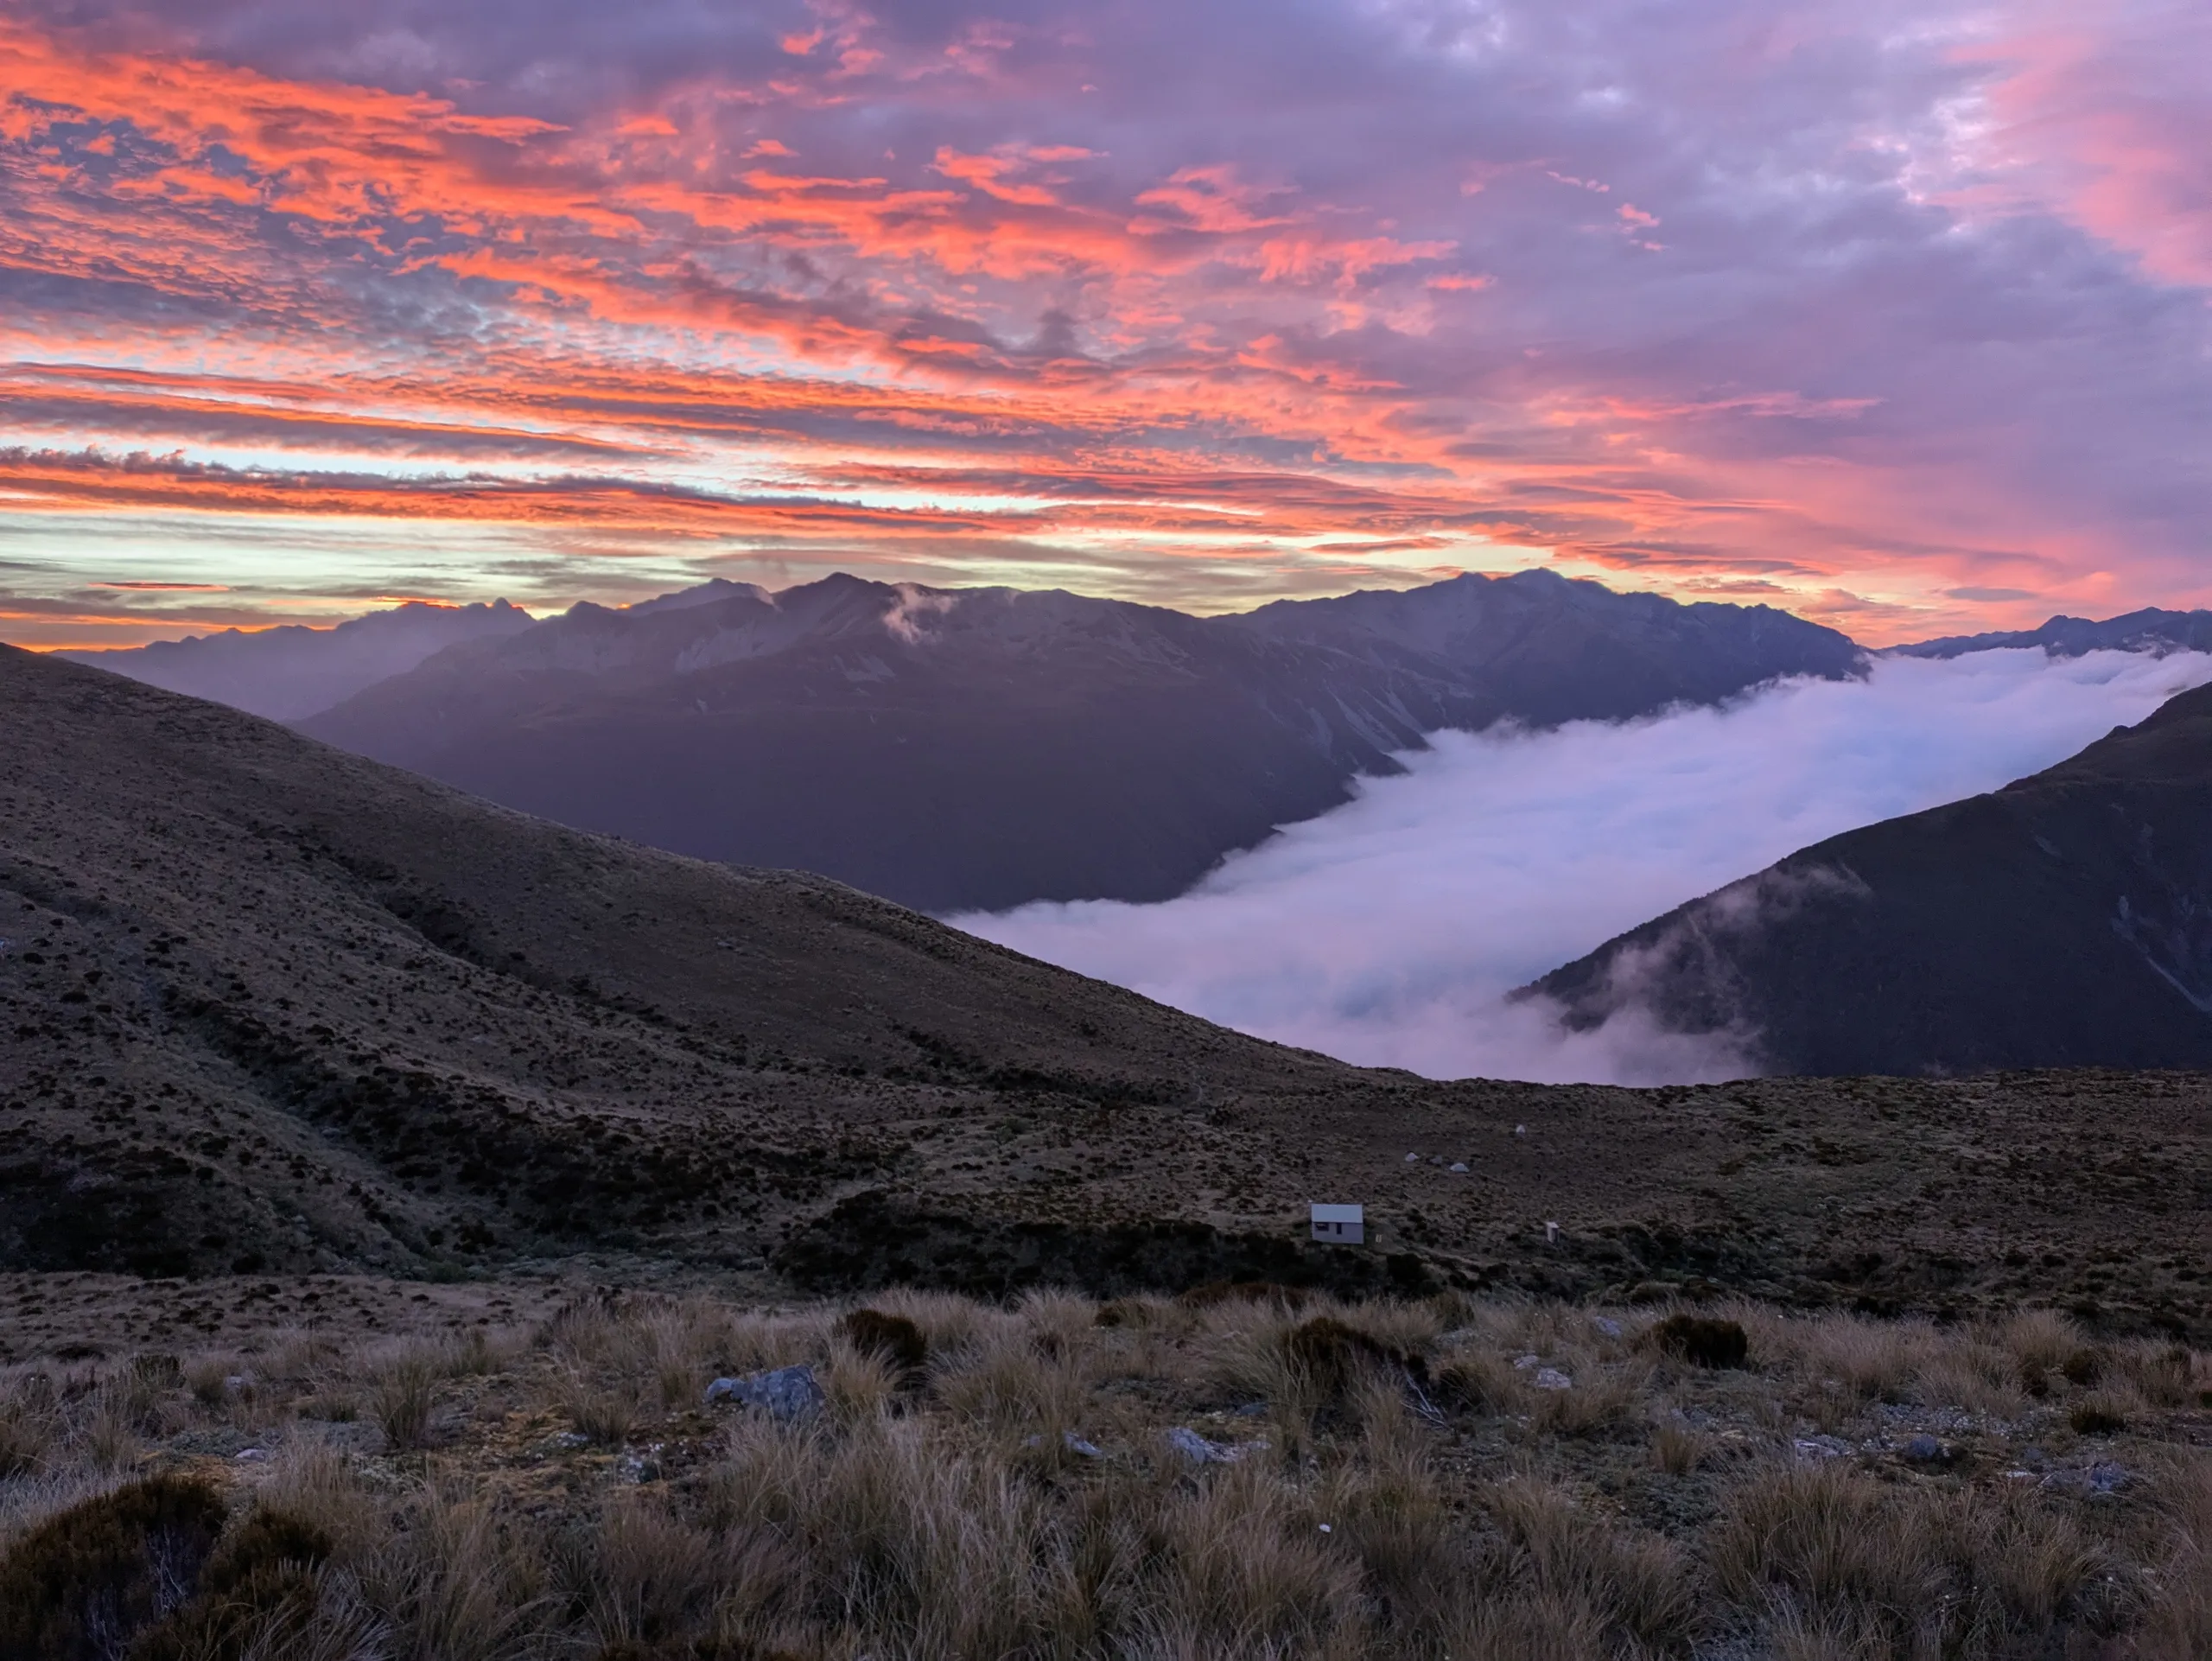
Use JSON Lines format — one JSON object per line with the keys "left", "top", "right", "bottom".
{"left": 1902, "top": 1434, "right": 1945, "bottom": 1463}
{"left": 1064, "top": 1432, "right": 1103, "bottom": 1458}
{"left": 1167, "top": 1426, "right": 1262, "bottom": 1465}
{"left": 1532, "top": 1367, "right": 1573, "bottom": 1392}
{"left": 1792, "top": 1435, "right": 1851, "bottom": 1462}
{"left": 1449, "top": 1162, "right": 1469, "bottom": 1174}
{"left": 705, "top": 1364, "right": 825, "bottom": 1422}
{"left": 1592, "top": 1316, "right": 1624, "bottom": 1340}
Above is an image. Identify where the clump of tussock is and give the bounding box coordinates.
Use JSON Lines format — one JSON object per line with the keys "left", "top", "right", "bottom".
{"left": 0, "top": 1472, "right": 229, "bottom": 1660}
{"left": 836, "top": 1308, "right": 927, "bottom": 1380}
{"left": 1649, "top": 1410, "right": 1706, "bottom": 1475}
{"left": 555, "top": 1365, "right": 644, "bottom": 1447}
{"left": 2069, "top": 1392, "right": 2133, "bottom": 1435}
{"left": 365, "top": 1345, "right": 440, "bottom": 1451}
{"left": 1652, "top": 1313, "right": 1749, "bottom": 1370}
{"left": 1484, "top": 1476, "right": 1700, "bottom": 1651}
{"left": 1176, "top": 1280, "right": 1310, "bottom": 1313}
{"left": 129, "top": 1506, "right": 340, "bottom": 1661}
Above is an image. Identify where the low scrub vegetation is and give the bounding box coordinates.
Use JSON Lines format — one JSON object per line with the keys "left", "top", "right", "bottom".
{"left": 0, "top": 1286, "right": 2204, "bottom": 1658}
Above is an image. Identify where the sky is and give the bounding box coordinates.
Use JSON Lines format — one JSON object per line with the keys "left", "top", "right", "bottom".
{"left": 1, "top": 0, "right": 2209, "bottom": 648}
{"left": 956, "top": 646, "right": 2212, "bottom": 1084}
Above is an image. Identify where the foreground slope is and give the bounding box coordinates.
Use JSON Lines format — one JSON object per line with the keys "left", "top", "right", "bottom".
{"left": 299, "top": 570, "right": 1859, "bottom": 912}
{"left": 3, "top": 648, "right": 2204, "bottom": 1330}
{"left": 1530, "top": 680, "right": 2212, "bottom": 1075}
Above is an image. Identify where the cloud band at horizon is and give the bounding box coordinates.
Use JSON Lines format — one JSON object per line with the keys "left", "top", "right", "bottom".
{"left": 2, "top": 0, "right": 2211, "bottom": 650}
{"left": 954, "top": 648, "right": 2212, "bottom": 1085}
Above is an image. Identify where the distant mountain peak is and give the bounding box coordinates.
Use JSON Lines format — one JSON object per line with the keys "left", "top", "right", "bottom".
{"left": 58, "top": 597, "right": 538, "bottom": 722}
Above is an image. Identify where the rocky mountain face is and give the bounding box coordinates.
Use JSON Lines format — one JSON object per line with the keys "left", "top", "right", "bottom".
{"left": 1897, "top": 607, "right": 2212, "bottom": 660}
{"left": 6, "top": 646, "right": 2207, "bottom": 1327}
{"left": 297, "top": 570, "right": 1859, "bottom": 912}
{"left": 1526, "top": 680, "right": 2212, "bottom": 1075}
{"left": 59, "top": 600, "right": 537, "bottom": 721}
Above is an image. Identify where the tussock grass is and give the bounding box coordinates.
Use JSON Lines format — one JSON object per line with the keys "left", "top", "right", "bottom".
{"left": 0, "top": 1287, "right": 2201, "bottom": 1659}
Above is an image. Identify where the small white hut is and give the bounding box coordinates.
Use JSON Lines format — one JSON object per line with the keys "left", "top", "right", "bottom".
{"left": 1310, "top": 1203, "right": 1365, "bottom": 1244}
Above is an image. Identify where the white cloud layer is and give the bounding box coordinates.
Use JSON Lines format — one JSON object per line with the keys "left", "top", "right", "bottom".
{"left": 952, "top": 648, "right": 2212, "bottom": 1085}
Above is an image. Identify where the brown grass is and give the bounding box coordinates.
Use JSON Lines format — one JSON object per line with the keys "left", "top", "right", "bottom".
{"left": 0, "top": 1288, "right": 2200, "bottom": 1660}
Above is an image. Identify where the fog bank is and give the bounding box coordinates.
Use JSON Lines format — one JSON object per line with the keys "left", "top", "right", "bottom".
{"left": 954, "top": 648, "right": 2212, "bottom": 1085}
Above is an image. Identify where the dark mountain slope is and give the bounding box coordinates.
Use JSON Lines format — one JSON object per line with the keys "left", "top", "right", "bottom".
{"left": 3, "top": 647, "right": 2209, "bottom": 1328}
{"left": 1897, "top": 606, "right": 2212, "bottom": 660}
{"left": 60, "top": 599, "right": 537, "bottom": 721}
{"left": 300, "top": 570, "right": 1859, "bottom": 912}
{"left": 1528, "top": 680, "right": 2212, "bottom": 1075}
{"left": 0, "top": 643, "right": 1391, "bottom": 1279}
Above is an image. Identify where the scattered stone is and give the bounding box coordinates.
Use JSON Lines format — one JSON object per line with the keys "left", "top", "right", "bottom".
{"left": 1652, "top": 1314, "right": 1749, "bottom": 1369}
{"left": 1167, "top": 1426, "right": 1258, "bottom": 1465}
{"left": 1592, "top": 1316, "right": 1624, "bottom": 1340}
{"left": 233, "top": 1448, "right": 267, "bottom": 1462}
{"left": 2088, "top": 1462, "right": 2129, "bottom": 1496}
{"left": 705, "top": 1364, "right": 825, "bottom": 1422}
{"left": 1318, "top": 1522, "right": 1332, "bottom": 1533}
{"left": 1532, "top": 1368, "right": 1573, "bottom": 1391}
{"left": 1793, "top": 1435, "right": 1850, "bottom": 1461}
{"left": 1902, "top": 1434, "right": 1946, "bottom": 1463}
{"left": 1405, "top": 1152, "right": 1421, "bottom": 1163}
{"left": 1514, "top": 1124, "right": 1528, "bottom": 1136}
{"left": 1449, "top": 1162, "right": 1468, "bottom": 1174}
{"left": 1544, "top": 1221, "right": 1560, "bottom": 1244}
{"left": 555, "top": 1431, "right": 591, "bottom": 1449}
{"left": 1513, "top": 1353, "right": 1541, "bottom": 1371}
{"left": 1063, "top": 1432, "right": 1103, "bottom": 1458}
{"left": 1232, "top": 1400, "right": 1269, "bottom": 1417}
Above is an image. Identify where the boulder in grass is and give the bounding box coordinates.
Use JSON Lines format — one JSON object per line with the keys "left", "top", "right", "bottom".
{"left": 705, "top": 1364, "right": 825, "bottom": 1421}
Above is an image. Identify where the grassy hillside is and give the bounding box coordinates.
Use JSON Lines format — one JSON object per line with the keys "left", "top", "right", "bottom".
{"left": 1, "top": 646, "right": 2206, "bottom": 1340}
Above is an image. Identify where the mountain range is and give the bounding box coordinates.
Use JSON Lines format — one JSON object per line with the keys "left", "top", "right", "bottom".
{"left": 46, "top": 573, "right": 2212, "bottom": 1080}
{"left": 3, "top": 643, "right": 2202, "bottom": 1326}
{"left": 1894, "top": 606, "right": 2212, "bottom": 661}
{"left": 292, "top": 570, "right": 1859, "bottom": 912}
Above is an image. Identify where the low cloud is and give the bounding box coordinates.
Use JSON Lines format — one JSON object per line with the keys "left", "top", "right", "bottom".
{"left": 953, "top": 647, "right": 2212, "bottom": 1084}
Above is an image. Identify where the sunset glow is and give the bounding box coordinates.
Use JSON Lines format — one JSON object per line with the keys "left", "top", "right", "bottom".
{"left": 3, "top": 0, "right": 2209, "bottom": 647}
